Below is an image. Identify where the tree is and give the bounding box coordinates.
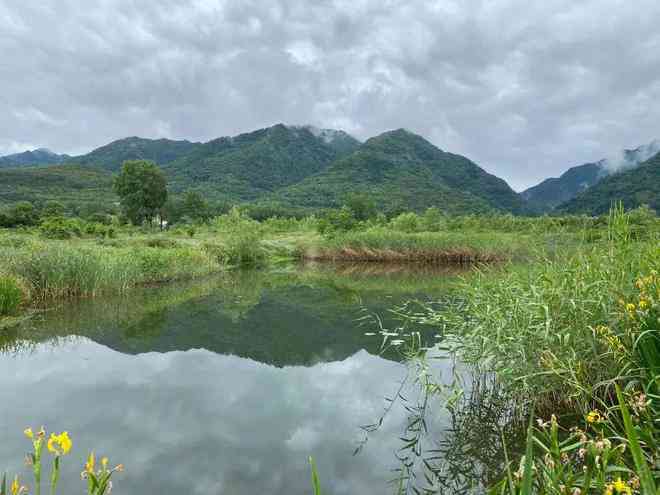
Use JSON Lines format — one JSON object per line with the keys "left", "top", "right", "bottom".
{"left": 181, "top": 190, "right": 211, "bottom": 223}
{"left": 10, "top": 201, "right": 39, "bottom": 226}
{"left": 113, "top": 160, "right": 168, "bottom": 225}
{"left": 343, "top": 192, "right": 377, "bottom": 221}
{"left": 42, "top": 200, "right": 65, "bottom": 218}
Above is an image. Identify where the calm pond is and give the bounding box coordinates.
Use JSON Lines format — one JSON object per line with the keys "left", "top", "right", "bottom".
{"left": 0, "top": 263, "right": 494, "bottom": 494}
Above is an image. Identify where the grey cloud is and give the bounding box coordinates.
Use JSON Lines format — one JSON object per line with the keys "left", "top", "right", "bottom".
{"left": 1, "top": 0, "right": 659, "bottom": 189}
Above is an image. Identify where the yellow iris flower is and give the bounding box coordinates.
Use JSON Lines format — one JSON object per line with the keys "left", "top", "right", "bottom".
{"left": 612, "top": 477, "right": 631, "bottom": 494}
{"left": 23, "top": 428, "right": 33, "bottom": 440}
{"left": 10, "top": 476, "right": 19, "bottom": 495}
{"left": 586, "top": 410, "right": 602, "bottom": 423}
{"left": 85, "top": 452, "right": 95, "bottom": 474}
{"left": 47, "top": 431, "right": 72, "bottom": 456}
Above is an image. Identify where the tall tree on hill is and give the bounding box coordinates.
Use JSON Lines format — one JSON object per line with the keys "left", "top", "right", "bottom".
{"left": 113, "top": 160, "right": 168, "bottom": 225}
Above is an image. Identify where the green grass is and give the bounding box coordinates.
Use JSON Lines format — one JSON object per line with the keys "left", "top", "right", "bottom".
{"left": 3, "top": 241, "right": 220, "bottom": 301}
{"left": 0, "top": 275, "right": 25, "bottom": 316}
{"left": 391, "top": 207, "right": 660, "bottom": 493}
{"left": 303, "top": 228, "right": 543, "bottom": 263}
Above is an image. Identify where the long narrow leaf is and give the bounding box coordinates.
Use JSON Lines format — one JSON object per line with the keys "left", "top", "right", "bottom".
{"left": 615, "top": 384, "right": 656, "bottom": 494}
{"left": 309, "top": 457, "right": 322, "bottom": 495}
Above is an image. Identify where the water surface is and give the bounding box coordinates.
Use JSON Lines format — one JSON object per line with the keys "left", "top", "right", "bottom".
{"left": 0, "top": 264, "right": 482, "bottom": 494}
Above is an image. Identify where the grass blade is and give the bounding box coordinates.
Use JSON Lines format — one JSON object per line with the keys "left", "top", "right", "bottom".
{"left": 309, "top": 456, "right": 322, "bottom": 495}
{"left": 615, "top": 384, "right": 656, "bottom": 494}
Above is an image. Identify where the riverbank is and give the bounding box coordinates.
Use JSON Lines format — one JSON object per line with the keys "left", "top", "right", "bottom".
{"left": 389, "top": 207, "right": 660, "bottom": 493}
{"left": 0, "top": 210, "right": 572, "bottom": 323}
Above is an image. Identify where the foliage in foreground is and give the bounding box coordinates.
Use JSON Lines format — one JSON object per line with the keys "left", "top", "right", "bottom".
{"left": 0, "top": 275, "right": 26, "bottom": 316}
{"left": 392, "top": 207, "right": 660, "bottom": 493}
{"left": 2, "top": 427, "right": 122, "bottom": 495}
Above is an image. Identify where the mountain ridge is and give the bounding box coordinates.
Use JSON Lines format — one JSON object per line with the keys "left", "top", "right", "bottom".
{"left": 522, "top": 139, "right": 660, "bottom": 212}
{"left": 0, "top": 148, "right": 71, "bottom": 169}
{"left": 557, "top": 152, "right": 660, "bottom": 215}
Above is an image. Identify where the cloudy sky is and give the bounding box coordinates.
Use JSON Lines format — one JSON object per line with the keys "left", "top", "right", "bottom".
{"left": 1, "top": 0, "right": 659, "bottom": 190}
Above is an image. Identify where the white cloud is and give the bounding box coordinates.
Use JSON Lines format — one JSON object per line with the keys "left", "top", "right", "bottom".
{"left": 1, "top": 0, "right": 659, "bottom": 189}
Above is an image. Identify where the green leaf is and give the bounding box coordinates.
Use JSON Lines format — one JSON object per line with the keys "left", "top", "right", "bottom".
{"left": 615, "top": 384, "right": 656, "bottom": 494}
{"left": 309, "top": 457, "right": 322, "bottom": 495}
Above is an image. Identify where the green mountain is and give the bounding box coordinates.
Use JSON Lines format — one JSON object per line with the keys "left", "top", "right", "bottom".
{"left": 557, "top": 152, "right": 660, "bottom": 215}
{"left": 271, "top": 129, "right": 524, "bottom": 214}
{"left": 0, "top": 126, "right": 528, "bottom": 215}
{"left": 0, "top": 164, "right": 114, "bottom": 207}
{"left": 71, "top": 137, "right": 199, "bottom": 171}
{"left": 521, "top": 162, "right": 606, "bottom": 212}
{"left": 163, "top": 124, "right": 361, "bottom": 201}
{"left": 523, "top": 139, "right": 660, "bottom": 212}
{"left": 0, "top": 148, "right": 70, "bottom": 169}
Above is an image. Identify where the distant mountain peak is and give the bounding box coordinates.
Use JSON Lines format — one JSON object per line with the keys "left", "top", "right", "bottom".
{"left": 0, "top": 148, "right": 70, "bottom": 169}
{"left": 523, "top": 138, "right": 660, "bottom": 212}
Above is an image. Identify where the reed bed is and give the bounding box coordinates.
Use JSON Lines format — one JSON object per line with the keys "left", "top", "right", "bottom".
{"left": 0, "top": 274, "right": 26, "bottom": 316}
{"left": 392, "top": 207, "right": 660, "bottom": 494}
{"left": 2, "top": 242, "right": 220, "bottom": 301}
{"left": 303, "top": 229, "right": 531, "bottom": 264}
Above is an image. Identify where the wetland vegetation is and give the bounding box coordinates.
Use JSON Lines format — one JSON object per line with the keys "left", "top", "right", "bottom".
{"left": 1, "top": 194, "right": 658, "bottom": 494}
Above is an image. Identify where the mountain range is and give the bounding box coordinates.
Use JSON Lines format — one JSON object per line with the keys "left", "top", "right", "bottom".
{"left": 522, "top": 139, "right": 660, "bottom": 212}
{"left": 0, "top": 126, "right": 657, "bottom": 215}
{"left": 0, "top": 148, "right": 70, "bottom": 168}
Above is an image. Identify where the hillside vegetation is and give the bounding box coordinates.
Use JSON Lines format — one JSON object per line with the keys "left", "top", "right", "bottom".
{"left": 0, "top": 148, "right": 70, "bottom": 169}
{"left": 0, "top": 164, "right": 114, "bottom": 207}
{"left": 163, "top": 124, "right": 360, "bottom": 201}
{"left": 273, "top": 129, "right": 525, "bottom": 214}
{"left": 521, "top": 161, "right": 605, "bottom": 212}
{"left": 558, "top": 152, "right": 660, "bottom": 214}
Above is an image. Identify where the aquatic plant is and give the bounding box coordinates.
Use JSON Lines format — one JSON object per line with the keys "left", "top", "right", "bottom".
{"left": 0, "top": 275, "right": 26, "bottom": 316}
{"left": 2, "top": 428, "right": 122, "bottom": 495}
{"left": 386, "top": 206, "right": 660, "bottom": 493}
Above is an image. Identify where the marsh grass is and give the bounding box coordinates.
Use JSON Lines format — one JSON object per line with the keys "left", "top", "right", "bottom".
{"left": 304, "top": 228, "right": 537, "bottom": 263}
{"left": 0, "top": 275, "right": 25, "bottom": 316}
{"left": 390, "top": 206, "right": 660, "bottom": 493}
{"left": 4, "top": 242, "right": 219, "bottom": 300}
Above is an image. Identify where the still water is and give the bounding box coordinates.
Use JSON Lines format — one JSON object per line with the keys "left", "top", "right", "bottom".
{"left": 0, "top": 264, "right": 485, "bottom": 494}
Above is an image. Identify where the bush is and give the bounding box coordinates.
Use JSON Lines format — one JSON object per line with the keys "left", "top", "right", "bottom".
{"left": 39, "top": 217, "right": 82, "bottom": 239}
{"left": 0, "top": 275, "right": 25, "bottom": 315}
{"left": 389, "top": 212, "right": 422, "bottom": 233}
{"left": 421, "top": 207, "right": 444, "bottom": 232}
{"left": 317, "top": 206, "right": 358, "bottom": 236}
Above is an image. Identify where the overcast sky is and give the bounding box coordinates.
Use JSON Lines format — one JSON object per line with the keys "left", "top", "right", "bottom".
{"left": 1, "top": 0, "right": 659, "bottom": 190}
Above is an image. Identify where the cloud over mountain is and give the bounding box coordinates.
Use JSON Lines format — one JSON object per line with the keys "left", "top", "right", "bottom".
{"left": 1, "top": 0, "right": 660, "bottom": 189}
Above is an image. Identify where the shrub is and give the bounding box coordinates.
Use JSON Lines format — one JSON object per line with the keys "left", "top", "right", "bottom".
{"left": 421, "top": 207, "right": 444, "bottom": 232}
{"left": 317, "top": 206, "right": 358, "bottom": 236}
{"left": 39, "top": 217, "right": 82, "bottom": 239}
{"left": 389, "top": 212, "right": 422, "bottom": 233}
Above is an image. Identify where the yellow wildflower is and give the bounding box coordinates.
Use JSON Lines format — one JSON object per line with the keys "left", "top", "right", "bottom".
{"left": 47, "top": 431, "right": 72, "bottom": 456}
{"left": 586, "top": 410, "right": 602, "bottom": 423}
{"left": 102, "top": 457, "right": 109, "bottom": 470}
{"left": 604, "top": 484, "right": 613, "bottom": 495}
{"left": 10, "top": 476, "right": 19, "bottom": 495}
{"left": 612, "top": 477, "right": 631, "bottom": 494}
{"left": 625, "top": 303, "right": 636, "bottom": 312}
{"left": 638, "top": 299, "right": 649, "bottom": 310}
{"left": 23, "top": 428, "right": 33, "bottom": 440}
{"left": 85, "top": 452, "right": 95, "bottom": 473}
